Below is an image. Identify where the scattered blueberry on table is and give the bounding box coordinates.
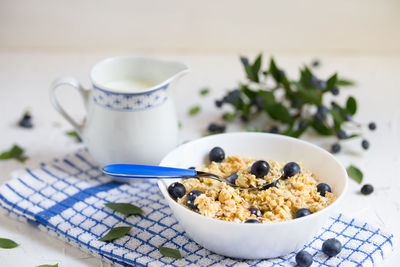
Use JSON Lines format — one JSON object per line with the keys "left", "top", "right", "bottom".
{"left": 167, "top": 182, "right": 186, "bottom": 199}
{"left": 186, "top": 190, "right": 204, "bottom": 210}
{"left": 209, "top": 147, "right": 225, "bottom": 162}
{"left": 295, "top": 250, "right": 313, "bottom": 267}
{"left": 18, "top": 111, "right": 33, "bottom": 128}
{"left": 244, "top": 219, "right": 260, "bottom": 223}
{"left": 295, "top": 208, "right": 312, "bottom": 218}
{"left": 207, "top": 123, "right": 226, "bottom": 134}
{"left": 283, "top": 162, "right": 301, "bottom": 178}
{"left": 248, "top": 207, "right": 262, "bottom": 217}
{"left": 322, "top": 238, "right": 342, "bottom": 257}
{"left": 368, "top": 122, "right": 377, "bottom": 131}
{"left": 361, "top": 184, "right": 374, "bottom": 195}
{"left": 317, "top": 183, "right": 332, "bottom": 197}
{"left": 331, "top": 143, "right": 341, "bottom": 153}
{"left": 250, "top": 160, "right": 270, "bottom": 178}
{"left": 361, "top": 139, "right": 370, "bottom": 150}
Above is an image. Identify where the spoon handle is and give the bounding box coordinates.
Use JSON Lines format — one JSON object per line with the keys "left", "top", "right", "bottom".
{"left": 102, "top": 164, "right": 196, "bottom": 179}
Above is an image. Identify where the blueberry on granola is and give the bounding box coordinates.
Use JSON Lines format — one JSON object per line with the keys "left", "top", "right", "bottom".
{"left": 322, "top": 238, "right": 342, "bottom": 257}
{"left": 186, "top": 190, "right": 204, "bottom": 210}
{"left": 249, "top": 207, "right": 262, "bottom": 217}
{"left": 250, "top": 160, "right": 270, "bottom": 178}
{"left": 209, "top": 147, "right": 225, "bottom": 163}
{"left": 283, "top": 162, "right": 300, "bottom": 178}
{"left": 168, "top": 182, "right": 186, "bottom": 199}
{"left": 245, "top": 219, "right": 260, "bottom": 223}
{"left": 295, "top": 208, "right": 311, "bottom": 218}
{"left": 317, "top": 183, "right": 332, "bottom": 197}
{"left": 296, "top": 251, "right": 313, "bottom": 267}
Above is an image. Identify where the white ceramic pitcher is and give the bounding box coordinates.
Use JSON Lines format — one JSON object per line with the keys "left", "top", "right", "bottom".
{"left": 50, "top": 55, "right": 189, "bottom": 167}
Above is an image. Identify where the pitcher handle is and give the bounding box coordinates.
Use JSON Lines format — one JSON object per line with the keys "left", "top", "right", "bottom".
{"left": 49, "top": 77, "right": 90, "bottom": 134}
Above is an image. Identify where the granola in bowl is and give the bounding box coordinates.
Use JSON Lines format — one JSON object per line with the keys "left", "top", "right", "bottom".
{"left": 168, "top": 147, "right": 336, "bottom": 223}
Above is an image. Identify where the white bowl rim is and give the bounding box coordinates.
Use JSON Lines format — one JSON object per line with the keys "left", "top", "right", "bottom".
{"left": 158, "top": 132, "right": 348, "bottom": 227}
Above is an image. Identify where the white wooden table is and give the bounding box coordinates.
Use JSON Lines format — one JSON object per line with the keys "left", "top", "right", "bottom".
{"left": 0, "top": 51, "right": 398, "bottom": 266}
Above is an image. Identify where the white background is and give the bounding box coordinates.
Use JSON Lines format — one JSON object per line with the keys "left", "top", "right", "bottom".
{"left": 0, "top": 1, "right": 399, "bottom": 266}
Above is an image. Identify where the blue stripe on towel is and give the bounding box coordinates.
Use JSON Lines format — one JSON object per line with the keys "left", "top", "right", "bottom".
{"left": 35, "top": 181, "right": 122, "bottom": 223}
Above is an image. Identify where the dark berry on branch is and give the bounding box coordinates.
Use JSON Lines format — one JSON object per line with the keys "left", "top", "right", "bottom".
{"left": 337, "top": 130, "right": 347, "bottom": 140}
{"left": 344, "top": 114, "right": 352, "bottom": 121}
{"left": 298, "top": 120, "right": 308, "bottom": 130}
{"left": 240, "top": 57, "right": 249, "bottom": 66}
{"left": 215, "top": 99, "right": 223, "bottom": 108}
{"left": 331, "top": 86, "right": 340, "bottom": 95}
{"left": 269, "top": 126, "right": 279, "bottom": 134}
{"left": 331, "top": 143, "right": 341, "bottom": 153}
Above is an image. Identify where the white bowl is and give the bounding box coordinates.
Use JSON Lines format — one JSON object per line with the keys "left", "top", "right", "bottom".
{"left": 158, "top": 132, "right": 347, "bottom": 259}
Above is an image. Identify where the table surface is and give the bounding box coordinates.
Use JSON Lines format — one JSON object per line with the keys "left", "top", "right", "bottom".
{"left": 0, "top": 51, "right": 399, "bottom": 266}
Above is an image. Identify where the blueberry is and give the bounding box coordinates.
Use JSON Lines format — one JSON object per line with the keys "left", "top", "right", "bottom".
{"left": 295, "top": 208, "right": 312, "bottom": 218}
{"left": 344, "top": 114, "right": 352, "bottom": 121}
{"left": 251, "top": 160, "right": 270, "bottom": 178}
{"left": 368, "top": 122, "right": 376, "bottom": 131}
{"left": 18, "top": 113, "right": 33, "bottom": 128}
{"left": 337, "top": 129, "right": 347, "bottom": 140}
{"left": 295, "top": 251, "right": 313, "bottom": 267}
{"left": 207, "top": 123, "right": 226, "bottom": 133}
{"left": 249, "top": 207, "right": 262, "bottom": 217}
{"left": 317, "top": 183, "right": 332, "bottom": 197}
{"left": 261, "top": 179, "right": 279, "bottom": 190}
{"left": 186, "top": 190, "right": 204, "bottom": 210}
{"left": 298, "top": 120, "right": 308, "bottom": 130}
{"left": 361, "top": 139, "right": 370, "bottom": 150}
{"left": 209, "top": 147, "right": 225, "bottom": 163}
{"left": 317, "top": 105, "right": 329, "bottom": 116}
{"left": 283, "top": 162, "right": 301, "bottom": 178}
{"left": 291, "top": 99, "right": 302, "bottom": 108}
{"left": 331, "top": 86, "right": 340, "bottom": 96}
{"left": 240, "top": 115, "right": 249, "bottom": 122}
{"left": 317, "top": 80, "right": 327, "bottom": 90}
{"left": 215, "top": 99, "right": 223, "bottom": 108}
{"left": 269, "top": 126, "right": 279, "bottom": 134}
{"left": 322, "top": 238, "right": 342, "bottom": 257}
{"left": 331, "top": 143, "right": 341, "bottom": 153}
{"left": 361, "top": 184, "right": 374, "bottom": 195}
{"left": 240, "top": 57, "right": 249, "bottom": 66}
{"left": 245, "top": 219, "right": 260, "bottom": 223}
{"left": 168, "top": 182, "right": 186, "bottom": 199}
{"left": 311, "top": 59, "right": 320, "bottom": 68}
{"left": 253, "top": 95, "right": 264, "bottom": 109}
{"left": 310, "top": 76, "right": 320, "bottom": 87}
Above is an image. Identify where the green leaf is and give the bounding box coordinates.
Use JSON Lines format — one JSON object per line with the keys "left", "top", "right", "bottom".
{"left": 269, "top": 58, "right": 281, "bottom": 83}
{"left": 336, "top": 79, "right": 355, "bottom": 86}
{"left": 0, "top": 238, "right": 18, "bottom": 249}
{"left": 264, "top": 103, "right": 292, "bottom": 124}
{"left": 105, "top": 203, "right": 144, "bottom": 216}
{"left": 199, "top": 88, "right": 210, "bottom": 96}
{"left": 0, "top": 144, "right": 27, "bottom": 163}
{"left": 325, "top": 73, "right": 337, "bottom": 92}
{"left": 346, "top": 96, "right": 357, "bottom": 115}
{"left": 98, "top": 226, "right": 132, "bottom": 242}
{"left": 345, "top": 134, "right": 361, "bottom": 140}
{"left": 311, "top": 121, "right": 334, "bottom": 136}
{"left": 188, "top": 105, "right": 201, "bottom": 116}
{"left": 159, "top": 246, "right": 182, "bottom": 259}
{"left": 347, "top": 165, "right": 363, "bottom": 184}
{"left": 330, "top": 109, "right": 344, "bottom": 131}
{"left": 178, "top": 121, "right": 182, "bottom": 129}
{"left": 37, "top": 264, "right": 58, "bottom": 267}
{"left": 251, "top": 54, "right": 262, "bottom": 82}
{"left": 66, "top": 130, "right": 82, "bottom": 142}
{"left": 222, "top": 112, "right": 236, "bottom": 122}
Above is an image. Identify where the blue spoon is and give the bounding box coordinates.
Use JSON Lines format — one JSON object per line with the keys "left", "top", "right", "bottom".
{"left": 102, "top": 164, "right": 279, "bottom": 190}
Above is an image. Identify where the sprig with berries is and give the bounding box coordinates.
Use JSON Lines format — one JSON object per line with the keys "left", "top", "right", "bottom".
{"left": 209, "top": 54, "right": 376, "bottom": 184}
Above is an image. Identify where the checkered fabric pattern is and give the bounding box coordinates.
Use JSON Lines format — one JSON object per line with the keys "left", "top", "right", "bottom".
{"left": 0, "top": 149, "right": 394, "bottom": 266}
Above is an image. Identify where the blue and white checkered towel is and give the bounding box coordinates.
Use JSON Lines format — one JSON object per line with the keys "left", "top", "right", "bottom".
{"left": 0, "top": 149, "right": 394, "bottom": 266}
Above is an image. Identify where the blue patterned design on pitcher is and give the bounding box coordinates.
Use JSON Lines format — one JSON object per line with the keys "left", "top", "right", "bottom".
{"left": 92, "top": 84, "right": 169, "bottom": 112}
